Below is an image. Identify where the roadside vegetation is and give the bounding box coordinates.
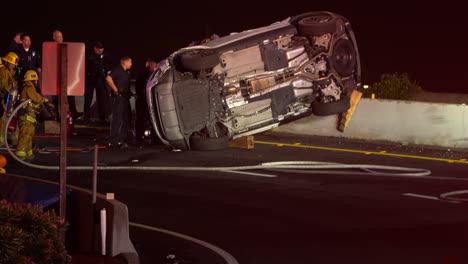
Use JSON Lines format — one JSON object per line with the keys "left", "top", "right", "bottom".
{"left": 360, "top": 72, "right": 422, "bottom": 100}
{"left": 0, "top": 199, "right": 71, "bottom": 264}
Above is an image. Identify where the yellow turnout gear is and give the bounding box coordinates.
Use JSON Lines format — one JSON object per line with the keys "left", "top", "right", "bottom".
{"left": 2, "top": 52, "right": 19, "bottom": 66}
{"left": 0, "top": 65, "right": 18, "bottom": 146}
{"left": 15, "top": 81, "right": 48, "bottom": 160}
{"left": 24, "top": 70, "right": 39, "bottom": 82}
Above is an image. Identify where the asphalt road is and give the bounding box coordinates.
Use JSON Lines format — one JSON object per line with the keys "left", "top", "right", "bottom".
{"left": 4, "top": 131, "right": 468, "bottom": 264}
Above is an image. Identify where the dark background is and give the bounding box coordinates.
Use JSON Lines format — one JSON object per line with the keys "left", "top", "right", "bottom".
{"left": 2, "top": 1, "right": 466, "bottom": 93}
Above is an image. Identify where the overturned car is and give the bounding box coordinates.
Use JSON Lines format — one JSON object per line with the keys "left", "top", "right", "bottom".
{"left": 146, "top": 11, "right": 361, "bottom": 150}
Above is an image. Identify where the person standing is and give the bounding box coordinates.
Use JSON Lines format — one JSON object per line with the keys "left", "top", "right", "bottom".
{"left": 51, "top": 30, "right": 79, "bottom": 119}
{"left": 105, "top": 56, "right": 132, "bottom": 149}
{"left": 8, "top": 32, "right": 23, "bottom": 54}
{"left": 15, "top": 70, "right": 52, "bottom": 160}
{"left": 52, "top": 30, "right": 63, "bottom": 43}
{"left": 84, "top": 41, "right": 112, "bottom": 123}
{"left": 16, "top": 33, "right": 41, "bottom": 88}
{"left": 134, "top": 57, "right": 158, "bottom": 147}
{"left": 0, "top": 52, "right": 19, "bottom": 147}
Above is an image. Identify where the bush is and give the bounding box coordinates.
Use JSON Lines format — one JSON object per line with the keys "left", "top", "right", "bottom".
{"left": 0, "top": 199, "right": 71, "bottom": 264}
{"left": 361, "top": 72, "right": 422, "bottom": 100}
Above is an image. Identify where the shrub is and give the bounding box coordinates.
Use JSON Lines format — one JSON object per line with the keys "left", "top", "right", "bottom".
{"left": 0, "top": 199, "right": 71, "bottom": 264}
{"left": 361, "top": 72, "right": 422, "bottom": 100}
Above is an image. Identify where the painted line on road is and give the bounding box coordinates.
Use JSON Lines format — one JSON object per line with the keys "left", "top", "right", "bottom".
{"left": 403, "top": 193, "right": 460, "bottom": 203}
{"left": 224, "top": 170, "right": 277, "bottom": 177}
{"left": 403, "top": 193, "right": 440, "bottom": 201}
{"left": 129, "top": 222, "right": 239, "bottom": 264}
{"left": 255, "top": 140, "right": 468, "bottom": 164}
{"left": 9, "top": 173, "right": 239, "bottom": 263}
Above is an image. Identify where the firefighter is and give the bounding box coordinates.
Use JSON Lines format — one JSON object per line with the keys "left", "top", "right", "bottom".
{"left": 15, "top": 70, "right": 52, "bottom": 160}
{"left": 0, "top": 52, "right": 19, "bottom": 146}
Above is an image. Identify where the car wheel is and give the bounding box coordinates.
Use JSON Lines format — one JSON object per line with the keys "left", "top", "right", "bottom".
{"left": 312, "top": 96, "right": 350, "bottom": 116}
{"left": 177, "top": 49, "right": 220, "bottom": 72}
{"left": 190, "top": 135, "right": 229, "bottom": 151}
{"left": 331, "top": 39, "right": 357, "bottom": 77}
{"left": 297, "top": 12, "right": 337, "bottom": 36}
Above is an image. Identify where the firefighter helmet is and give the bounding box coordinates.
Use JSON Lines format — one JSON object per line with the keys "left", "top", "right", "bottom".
{"left": 24, "top": 70, "right": 39, "bottom": 81}
{"left": 2, "top": 52, "right": 19, "bottom": 66}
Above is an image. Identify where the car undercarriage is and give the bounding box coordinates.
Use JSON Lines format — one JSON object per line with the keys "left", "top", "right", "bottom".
{"left": 147, "top": 11, "right": 361, "bottom": 150}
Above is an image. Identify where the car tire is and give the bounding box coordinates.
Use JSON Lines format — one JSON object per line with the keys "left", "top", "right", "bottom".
{"left": 331, "top": 39, "right": 357, "bottom": 77}
{"left": 190, "top": 135, "right": 229, "bottom": 151}
{"left": 177, "top": 49, "right": 220, "bottom": 72}
{"left": 312, "top": 96, "right": 350, "bottom": 116}
{"left": 297, "top": 12, "right": 337, "bottom": 36}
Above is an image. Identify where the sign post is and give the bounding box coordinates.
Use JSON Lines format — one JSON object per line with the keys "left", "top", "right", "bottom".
{"left": 42, "top": 42, "right": 85, "bottom": 229}
{"left": 59, "top": 44, "right": 68, "bottom": 220}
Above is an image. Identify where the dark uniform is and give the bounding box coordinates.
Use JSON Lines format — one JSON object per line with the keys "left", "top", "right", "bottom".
{"left": 8, "top": 32, "right": 23, "bottom": 57}
{"left": 16, "top": 40, "right": 41, "bottom": 87}
{"left": 134, "top": 60, "right": 157, "bottom": 145}
{"left": 108, "top": 63, "right": 132, "bottom": 147}
{"left": 8, "top": 40, "right": 22, "bottom": 56}
{"left": 17, "top": 49, "right": 41, "bottom": 76}
{"left": 84, "top": 43, "right": 112, "bottom": 122}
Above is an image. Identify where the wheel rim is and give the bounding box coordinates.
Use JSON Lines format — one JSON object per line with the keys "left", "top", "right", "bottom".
{"left": 331, "top": 39, "right": 356, "bottom": 76}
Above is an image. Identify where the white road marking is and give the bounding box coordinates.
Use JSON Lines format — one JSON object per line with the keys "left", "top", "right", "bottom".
{"left": 129, "top": 222, "right": 239, "bottom": 264}
{"left": 403, "top": 193, "right": 440, "bottom": 201}
{"left": 403, "top": 193, "right": 460, "bottom": 203}
{"left": 224, "top": 170, "right": 277, "bottom": 177}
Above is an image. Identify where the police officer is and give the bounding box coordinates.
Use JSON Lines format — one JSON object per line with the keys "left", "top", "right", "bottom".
{"left": 83, "top": 41, "right": 112, "bottom": 123}
{"left": 8, "top": 32, "right": 23, "bottom": 55}
{"left": 16, "top": 70, "right": 52, "bottom": 160}
{"left": 16, "top": 33, "right": 41, "bottom": 87}
{"left": 105, "top": 56, "right": 132, "bottom": 149}
{"left": 0, "top": 52, "right": 19, "bottom": 146}
{"left": 134, "top": 57, "right": 158, "bottom": 147}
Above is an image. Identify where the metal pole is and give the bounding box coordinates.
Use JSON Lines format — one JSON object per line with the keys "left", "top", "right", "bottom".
{"left": 59, "top": 43, "right": 68, "bottom": 221}
{"left": 92, "top": 143, "right": 99, "bottom": 253}
{"left": 92, "top": 144, "right": 98, "bottom": 204}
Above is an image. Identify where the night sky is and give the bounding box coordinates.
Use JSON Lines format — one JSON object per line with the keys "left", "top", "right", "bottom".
{"left": 2, "top": 1, "right": 467, "bottom": 93}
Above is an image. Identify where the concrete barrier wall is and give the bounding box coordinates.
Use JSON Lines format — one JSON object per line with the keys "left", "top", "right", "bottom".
{"left": 274, "top": 98, "right": 468, "bottom": 149}
{"left": 68, "top": 191, "right": 139, "bottom": 264}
